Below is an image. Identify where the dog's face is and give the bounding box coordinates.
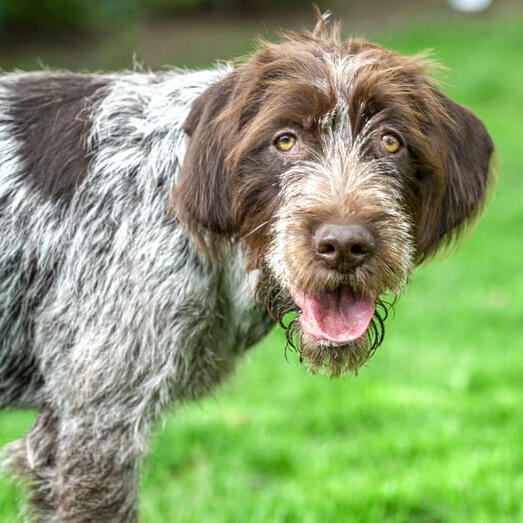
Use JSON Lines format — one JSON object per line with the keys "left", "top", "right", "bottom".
{"left": 173, "top": 26, "right": 493, "bottom": 375}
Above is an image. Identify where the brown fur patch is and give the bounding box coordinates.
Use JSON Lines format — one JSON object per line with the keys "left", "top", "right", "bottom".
{"left": 7, "top": 73, "right": 109, "bottom": 203}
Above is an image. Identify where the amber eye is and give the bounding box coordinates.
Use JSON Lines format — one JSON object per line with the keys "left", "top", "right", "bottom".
{"left": 275, "top": 133, "right": 297, "bottom": 152}
{"left": 381, "top": 134, "right": 401, "bottom": 154}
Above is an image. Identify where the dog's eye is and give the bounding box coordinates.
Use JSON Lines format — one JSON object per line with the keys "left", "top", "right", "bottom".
{"left": 380, "top": 134, "right": 401, "bottom": 154}
{"left": 275, "top": 134, "right": 297, "bottom": 152}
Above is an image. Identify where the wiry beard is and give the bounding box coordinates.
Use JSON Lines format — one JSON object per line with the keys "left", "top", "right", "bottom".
{"left": 257, "top": 272, "right": 393, "bottom": 377}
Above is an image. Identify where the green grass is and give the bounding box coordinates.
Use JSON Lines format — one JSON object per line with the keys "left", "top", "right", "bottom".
{"left": 2, "top": 10, "right": 523, "bottom": 522}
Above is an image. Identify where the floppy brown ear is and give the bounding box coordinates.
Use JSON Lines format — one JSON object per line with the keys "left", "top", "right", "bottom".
{"left": 415, "top": 91, "right": 494, "bottom": 260}
{"left": 171, "top": 71, "right": 239, "bottom": 237}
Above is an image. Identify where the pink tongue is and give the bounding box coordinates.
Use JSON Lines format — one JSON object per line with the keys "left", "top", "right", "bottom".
{"left": 291, "top": 286, "right": 375, "bottom": 343}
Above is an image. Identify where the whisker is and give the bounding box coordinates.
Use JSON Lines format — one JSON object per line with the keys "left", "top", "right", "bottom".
{"left": 243, "top": 219, "right": 270, "bottom": 239}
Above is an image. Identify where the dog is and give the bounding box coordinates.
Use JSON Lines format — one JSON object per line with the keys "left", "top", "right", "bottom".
{"left": 0, "top": 15, "right": 493, "bottom": 522}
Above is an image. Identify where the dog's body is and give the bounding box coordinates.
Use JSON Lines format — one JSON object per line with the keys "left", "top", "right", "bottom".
{"left": 0, "top": 19, "right": 493, "bottom": 521}
{"left": 0, "top": 66, "right": 269, "bottom": 407}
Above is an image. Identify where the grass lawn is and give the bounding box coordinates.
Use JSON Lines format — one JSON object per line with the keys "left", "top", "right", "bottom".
{"left": 1, "top": 9, "right": 523, "bottom": 522}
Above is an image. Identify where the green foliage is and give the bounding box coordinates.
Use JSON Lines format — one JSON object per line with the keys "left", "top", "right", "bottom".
{"left": 0, "top": 0, "right": 135, "bottom": 36}
{"left": 136, "top": 0, "right": 306, "bottom": 13}
{"left": 1, "top": 10, "right": 523, "bottom": 522}
{"left": 0, "top": 0, "right": 94, "bottom": 34}
{"left": 0, "top": 0, "right": 313, "bottom": 37}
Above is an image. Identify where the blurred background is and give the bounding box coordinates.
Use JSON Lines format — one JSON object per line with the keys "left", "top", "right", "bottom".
{"left": 1, "top": 1, "right": 522, "bottom": 521}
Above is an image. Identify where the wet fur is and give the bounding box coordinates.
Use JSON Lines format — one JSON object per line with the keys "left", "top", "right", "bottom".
{"left": 257, "top": 272, "right": 390, "bottom": 376}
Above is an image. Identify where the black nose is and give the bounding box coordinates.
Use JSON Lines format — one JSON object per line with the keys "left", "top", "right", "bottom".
{"left": 314, "top": 223, "right": 375, "bottom": 271}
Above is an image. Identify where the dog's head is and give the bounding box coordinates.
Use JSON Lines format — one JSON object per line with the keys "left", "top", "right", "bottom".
{"left": 172, "top": 19, "right": 494, "bottom": 375}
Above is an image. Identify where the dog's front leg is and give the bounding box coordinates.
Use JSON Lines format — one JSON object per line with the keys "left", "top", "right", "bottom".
{"left": 4, "top": 404, "right": 148, "bottom": 522}
{"left": 52, "top": 414, "right": 142, "bottom": 522}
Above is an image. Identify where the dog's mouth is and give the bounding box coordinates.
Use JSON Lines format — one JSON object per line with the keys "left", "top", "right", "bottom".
{"left": 290, "top": 285, "right": 376, "bottom": 344}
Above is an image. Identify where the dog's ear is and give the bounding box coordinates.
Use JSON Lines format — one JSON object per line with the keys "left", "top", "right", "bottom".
{"left": 171, "top": 71, "right": 240, "bottom": 241}
{"left": 415, "top": 91, "right": 494, "bottom": 261}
